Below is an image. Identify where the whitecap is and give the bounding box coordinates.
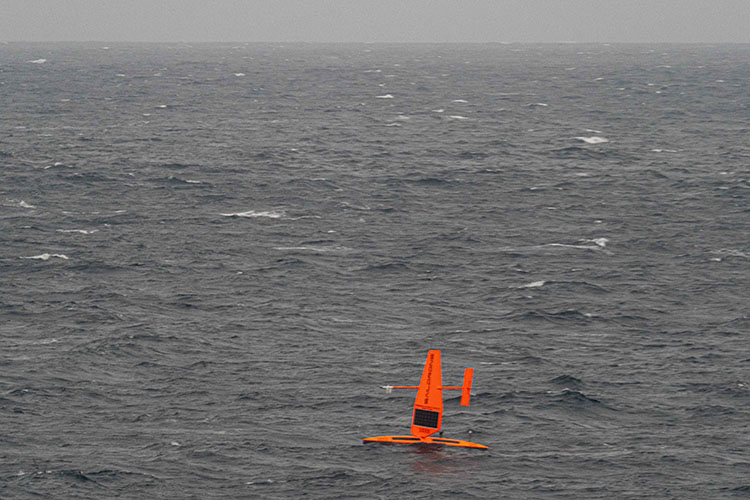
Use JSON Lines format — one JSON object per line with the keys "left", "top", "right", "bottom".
{"left": 710, "top": 249, "right": 748, "bottom": 258}
{"left": 18, "top": 200, "right": 35, "bottom": 208}
{"left": 651, "top": 148, "right": 677, "bottom": 153}
{"left": 432, "top": 109, "right": 445, "bottom": 113}
{"left": 452, "top": 99, "right": 468, "bottom": 103}
{"left": 584, "top": 129, "right": 602, "bottom": 134}
{"left": 56, "top": 229, "right": 98, "bottom": 234}
{"left": 527, "top": 102, "right": 549, "bottom": 107}
{"left": 575, "top": 136, "right": 609, "bottom": 144}
{"left": 375, "top": 94, "right": 394, "bottom": 99}
{"left": 521, "top": 280, "right": 546, "bottom": 288}
{"left": 449, "top": 115, "right": 469, "bottom": 120}
{"left": 157, "top": 104, "right": 168, "bottom": 108}
{"left": 21, "top": 253, "right": 69, "bottom": 261}
{"left": 43, "top": 162, "right": 67, "bottom": 169}
{"left": 385, "top": 123, "right": 401, "bottom": 127}
{"left": 234, "top": 73, "right": 246, "bottom": 77}
{"left": 395, "top": 115, "right": 410, "bottom": 121}
{"left": 220, "top": 210, "right": 284, "bottom": 218}
{"left": 28, "top": 59, "right": 47, "bottom": 64}
{"left": 546, "top": 243, "right": 590, "bottom": 250}
{"left": 274, "top": 245, "right": 352, "bottom": 254}
{"left": 587, "top": 238, "right": 609, "bottom": 247}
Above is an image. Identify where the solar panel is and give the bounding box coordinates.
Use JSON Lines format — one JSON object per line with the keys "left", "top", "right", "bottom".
{"left": 413, "top": 409, "right": 439, "bottom": 428}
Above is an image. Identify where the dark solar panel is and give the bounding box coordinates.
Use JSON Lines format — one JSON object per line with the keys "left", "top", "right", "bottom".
{"left": 413, "top": 409, "right": 440, "bottom": 428}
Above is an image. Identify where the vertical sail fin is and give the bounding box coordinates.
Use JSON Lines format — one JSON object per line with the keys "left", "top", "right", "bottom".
{"left": 410, "top": 350, "right": 443, "bottom": 438}
{"left": 460, "top": 368, "right": 473, "bottom": 406}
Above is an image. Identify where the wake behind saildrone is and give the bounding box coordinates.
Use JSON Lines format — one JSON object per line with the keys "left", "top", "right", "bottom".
{"left": 363, "top": 350, "right": 487, "bottom": 450}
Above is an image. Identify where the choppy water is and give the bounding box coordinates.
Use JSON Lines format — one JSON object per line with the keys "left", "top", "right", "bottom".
{"left": 1, "top": 42, "right": 749, "bottom": 499}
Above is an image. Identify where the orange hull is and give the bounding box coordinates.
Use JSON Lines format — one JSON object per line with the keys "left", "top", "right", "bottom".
{"left": 363, "top": 435, "right": 488, "bottom": 450}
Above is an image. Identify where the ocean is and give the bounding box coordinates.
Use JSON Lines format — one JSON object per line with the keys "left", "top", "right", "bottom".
{"left": 1, "top": 42, "right": 749, "bottom": 499}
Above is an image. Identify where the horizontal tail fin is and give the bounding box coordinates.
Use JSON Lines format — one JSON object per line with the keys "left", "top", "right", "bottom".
{"left": 460, "top": 368, "right": 473, "bottom": 406}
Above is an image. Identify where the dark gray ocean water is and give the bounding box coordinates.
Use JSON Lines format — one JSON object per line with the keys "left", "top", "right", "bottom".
{"left": 1, "top": 43, "right": 749, "bottom": 499}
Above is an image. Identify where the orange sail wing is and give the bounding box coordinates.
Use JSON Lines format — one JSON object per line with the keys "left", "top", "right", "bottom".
{"left": 410, "top": 350, "right": 443, "bottom": 439}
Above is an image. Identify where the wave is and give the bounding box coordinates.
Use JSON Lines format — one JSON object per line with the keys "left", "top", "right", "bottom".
{"left": 520, "top": 280, "right": 546, "bottom": 288}
{"left": 375, "top": 94, "right": 394, "bottom": 99}
{"left": 549, "top": 375, "right": 584, "bottom": 389}
{"left": 274, "top": 245, "right": 352, "bottom": 254}
{"left": 506, "top": 309, "right": 594, "bottom": 323}
{"left": 21, "top": 253, "right": 69, "bottom": 261}
{"left": 57, "top": 229, "right": 98, "bottom": 234}
{"left": 543, "top": 389, "right": 615, "bottom": 411}
{"left": 220, "top": 210, "right": 284, "bottom": 218}
{"left": 575, "top": 136, "right": 609, "bottom": 144}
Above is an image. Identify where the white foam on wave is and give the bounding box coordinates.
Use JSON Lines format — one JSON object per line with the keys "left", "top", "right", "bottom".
{"left": 586, "top": 238, "right": 609, "bottom": 247}
{"left": 28, "top": 59, "right": 47, "bottom": 64}
{"left": 57, "top": 229, "right": 98, "bottom": 234}
{"left": 449, "top": 115, "right": 470, "bottom": 120}
{"left": 18, "top": 200, "right": 36, "bottom": 208}
{"left": 521, "top": 280, "right": 546, "bottom": 288}
{"left": 575, "top": 136, "right": 609, "bottom": 144}
{"left": 385, "top": 123, "right": 401, "bottom": 127}
{"left": 710, "top": 249, "right": 748, "bottom": 259}
{"left": 43, "top": 162, "right": 68, "bottom": 169}
{"left": 221, "top": 210, "right": 284, "bottom": 218}
{"left": 452, "top": 99, "right": 468, "bottom": 103}
{"left": 432, "top": 109, "right": 444, "bottom": 113}
{"left": 543, "top": 238, "right": 610, "bottom": 251}
{"left": 527, "top": 102, "right": 549, "bottom": 107}
{"left": 274, "top": 245, "right": 352, "bottom": 254}
{"left": 234, "top": 73, "right": 246, "bottom": 77}
{"left": 652, "top": 148, "right": 677, "bottom": 153}
{"left": 375, "top": 94, "right": 394, "bottom": 99}
{"left": 21, "top": 253, "right": 69, "bottom": 261}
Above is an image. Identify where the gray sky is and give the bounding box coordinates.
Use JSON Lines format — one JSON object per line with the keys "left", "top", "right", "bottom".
{"left": 2, "top": 0, "right": 749, "bottom": 43}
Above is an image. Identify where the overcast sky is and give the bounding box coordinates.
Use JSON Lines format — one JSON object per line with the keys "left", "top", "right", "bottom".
{"left": 2, "top": 0, "right": 749, "bottom": 43}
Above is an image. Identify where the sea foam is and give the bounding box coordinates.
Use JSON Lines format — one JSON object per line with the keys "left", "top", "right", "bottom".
{"left": 220, "top": 210, "right": 284, "bottom": 218}
{"left": 21, "top": 253, "right": 69, "bottom": 261}
{"left": 575, "top": 136, "right": 609, "bottom": 144}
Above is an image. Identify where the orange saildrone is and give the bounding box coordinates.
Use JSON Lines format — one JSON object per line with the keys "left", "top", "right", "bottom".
{"left": 363, "top": 350, "right": 487, "bottom": 449}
